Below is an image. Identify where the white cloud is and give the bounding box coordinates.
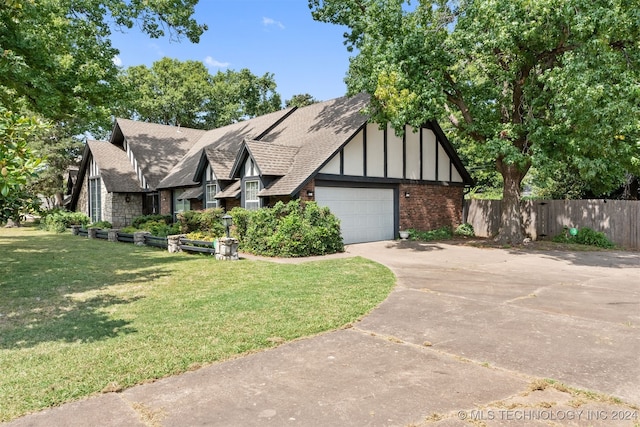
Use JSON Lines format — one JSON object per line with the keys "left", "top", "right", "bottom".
{"left": 112, "top": 55, "right": 123, "bottom": 67}
{"left": 262, "top": 17, "right": 285, "bottom": 30}
{"left": 149, "top": 43, "right": 164, "bottom": 57}
{"left": 205, "top": 56, "right": 230, "bottom": 68}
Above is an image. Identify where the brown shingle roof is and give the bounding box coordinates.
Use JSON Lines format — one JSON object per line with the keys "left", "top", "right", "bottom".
{"left": 245, "top": 140, "right": 299, "bottom": 176}
{"left": 87, "top": 140, "right": 144, "bottom": 193}
{"left": 203, "top": 147, "right": 239, "bottom": 180}
{"left": 114, "top": 119, "right": 206, "bottom": 190}
{"left": 216, "top": 180, "right": 241, "bottom": 198}
{"left": 257, "top": 93, "right": 370, "bottom": 196}
{"left": 158, "top": 108, "right": 294, "bottom": 189}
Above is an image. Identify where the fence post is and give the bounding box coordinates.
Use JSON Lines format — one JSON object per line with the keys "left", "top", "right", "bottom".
{"left": 133, "top": 231, "right": 151, "bottom": 246}
{"left": 107, "top": 229, "right": 119, "bottom": 242}
{"left": 167, "top": 234, "right": 184, "bottom": 253}
{"left": 215, "top": 237, "right": 239, "bottom": 260}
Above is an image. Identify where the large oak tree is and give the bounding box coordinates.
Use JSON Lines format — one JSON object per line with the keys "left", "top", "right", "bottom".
{"left": 310, "top": 0, "right": 640, "bottom": 244}
{"left": 117, "top": 59, "right": 283, "bottom": 129}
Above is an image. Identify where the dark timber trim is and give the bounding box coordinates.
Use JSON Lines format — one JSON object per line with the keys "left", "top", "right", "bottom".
{"left": 383, "top": 124, "right": 388, "bottom": 178}
{"left": 362, "top": 125, "right": 368, "bottom": 177}
{"left": 314, "top": 173, "right": 467, "bottom": 187}
{"left": 419, "top": 127, "right": 424, "bottom": 181}
{"left": 402, "top": 125, "right": 407, "bottom": 179}
{"left": 434, "top": 140, "right": 439, "bottom": 181}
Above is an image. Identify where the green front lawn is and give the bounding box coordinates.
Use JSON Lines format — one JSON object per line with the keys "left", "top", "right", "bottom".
{"left": 0, "top": 227, "right": 395, "bottom": 422}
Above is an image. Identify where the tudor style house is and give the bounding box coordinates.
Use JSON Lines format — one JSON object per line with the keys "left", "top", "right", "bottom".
{"left": 70, "top": 94, "right": 473, "bottom": 244}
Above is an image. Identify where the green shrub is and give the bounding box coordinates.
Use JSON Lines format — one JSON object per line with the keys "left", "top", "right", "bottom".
{"left": 229, "top": 207, "right": 251, "bottom": 242}
{"left": 232, "top": 200, "right": 343, "bottom": 257}
{"left": 408, "top": 226, "right": 453, "bottom": 241}
{"left": 136, "top": 220, "right": 180, "bottom": 237}
{"left": 131, "top": 214, "right": 172, "bottom": 228}
{"left": 454, "top": 223, "right": 475, "bottom": 237}
{"left": 185, "top": 231, "right": 216, "bottom": 242}
{"left": 89, "top": 220, "right": 112, "bottom": 229}
{"left": 177, "top": 208, "right": 226, "bottom": 236}
{"left": 553, "top": 227, "right": 615, "bottom": 249}
{"left": 40, "top": 210, "right": 90, "bottom": 233}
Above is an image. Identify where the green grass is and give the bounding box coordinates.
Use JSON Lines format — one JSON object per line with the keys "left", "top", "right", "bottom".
{"left": 0, "top": 227, "right": 395, "bottom": 421}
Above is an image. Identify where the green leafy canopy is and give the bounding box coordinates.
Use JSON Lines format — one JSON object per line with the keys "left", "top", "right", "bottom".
{"left": 310, "top": 0, "right": 640, "bottom": 242}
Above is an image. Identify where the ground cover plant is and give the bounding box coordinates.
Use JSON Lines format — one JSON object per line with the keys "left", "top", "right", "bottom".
{"left": 0, "top": 227, "right": 395, "bottom": 422}
{"left": 405, "top": 224, "right": 476, "bottom": 242}
{"left": 552, "top": 227, "right": 615, "bottom": 249}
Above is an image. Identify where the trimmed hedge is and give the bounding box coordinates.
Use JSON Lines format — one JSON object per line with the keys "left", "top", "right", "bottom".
{"left": 177, "top": 208, "right": 226, "bottom": 238}
{"left": 230, "top": 200, "right": 343, "bottom": 257}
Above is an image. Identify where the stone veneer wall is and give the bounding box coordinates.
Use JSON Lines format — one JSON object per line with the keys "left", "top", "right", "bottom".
{"left": 399, "top": 183, "right": 464, "bottom": 231}
{"left": 77, "top": 173, "right": 89, "bottom": 216}
{"left": 105, "top": 193, "right": 143, "bottom": 228}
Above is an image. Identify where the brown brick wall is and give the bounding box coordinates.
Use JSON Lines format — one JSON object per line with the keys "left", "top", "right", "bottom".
{"left": 266, "top": 196, "right": 292, "bottom": 207}
{"left": 190, "top": 199, "right": 203, "bottom": 211}
{"left": 399, "top": 183, "right": 464, "bottom": 231}
{"left": 159, "top": 190, "right": 172, "bottom": 215}
{"left": 223, "top": 198, "right": 241, "bottom": 211}
{"left": 298, "top": 180, "right": 315, "bottom": 202}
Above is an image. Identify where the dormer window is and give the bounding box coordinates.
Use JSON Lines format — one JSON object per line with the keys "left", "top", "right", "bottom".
{"left": 245, "top": 180, "right": 259, "bottom": 210}
{"left": 204, "top": 165, "right": 218, "bottom": 208}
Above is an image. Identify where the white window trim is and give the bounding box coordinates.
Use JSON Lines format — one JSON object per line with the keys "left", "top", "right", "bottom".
{"left": 245, "top": 180, "right": 260, "bottom": 210}
{"left": 205, "top": 183, "right": 218, "bottom": 208}
{"left": 89, "top": 177, "right": 101, "bottom": 222}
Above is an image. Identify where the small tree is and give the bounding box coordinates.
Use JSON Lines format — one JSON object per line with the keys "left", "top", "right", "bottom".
{"left": 0, "top": 109, "right": 48, "bottom": 223}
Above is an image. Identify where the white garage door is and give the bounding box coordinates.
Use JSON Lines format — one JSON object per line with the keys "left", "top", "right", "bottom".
{"left": 315, "top": 186, "right": 395, "bottom": 244}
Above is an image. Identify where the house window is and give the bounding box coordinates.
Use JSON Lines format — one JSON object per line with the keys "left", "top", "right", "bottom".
{"left": 205, "top": 183, "right": 217, "bottom": 208}
{"left": 89, "top": 178, "right": 101, "bottom": 222}
{"left": 173, "top": 191, "right": 191, "bottom": 218}
{"left": 245, "top": 180, "right": 259, "bottom": 210}
{"left": 143, "top": 192, "right": 159, "bottom": 215}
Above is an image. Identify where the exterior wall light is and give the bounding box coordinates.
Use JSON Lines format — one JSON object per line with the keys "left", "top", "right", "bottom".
{"left": 125, "top": 194, "right": 131, "bottom": 203}
{"left": 404, "top": 191, "right": 410, "bottom": 198}
{"left": 306, "top": 190, "right": 314, "bottom": 197}
{"left": 221, "top": 214, "right": 233, "bottom": 238}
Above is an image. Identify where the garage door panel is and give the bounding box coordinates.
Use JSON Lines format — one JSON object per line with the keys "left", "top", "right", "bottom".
{"left": 315, "top": 187, "right": 395, "bottom": 244}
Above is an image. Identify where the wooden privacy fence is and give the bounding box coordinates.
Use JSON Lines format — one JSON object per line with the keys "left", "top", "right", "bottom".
{"left": 464, "top": 199, "right": 640, "bottom": 249}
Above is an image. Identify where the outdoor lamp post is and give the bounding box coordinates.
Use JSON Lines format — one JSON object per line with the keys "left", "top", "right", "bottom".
{"left": 222, "top": 214, "right": 233, "bottom": 238}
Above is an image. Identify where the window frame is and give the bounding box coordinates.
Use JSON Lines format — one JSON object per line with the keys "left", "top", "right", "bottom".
{"left": 205, "top": 183, "right": 218, "bottom": 209}
{"left": 244, "top": 180, "right": 260, "bottom": 210}
{"left": 89, "top": 177, "right": 101, "bottom": 223}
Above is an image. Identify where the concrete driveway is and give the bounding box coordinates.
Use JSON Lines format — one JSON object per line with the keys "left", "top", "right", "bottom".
{"left": 6, "top": 241, "right": 640, "bottom": 426}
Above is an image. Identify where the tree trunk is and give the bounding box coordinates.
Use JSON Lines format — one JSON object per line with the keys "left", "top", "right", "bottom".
{"left": 55, "top": 191, "right": 64, "bottom": 208}
{"left": 495, "top": 163, "right": 526, "bottom": 245}
{"left": 622, "top": 174, "right": 639, "bottom": 200}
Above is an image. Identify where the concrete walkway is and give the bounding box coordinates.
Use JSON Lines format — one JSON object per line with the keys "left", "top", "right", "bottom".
{"left": 5, "top": 242, "right": 640, "bottom": 426}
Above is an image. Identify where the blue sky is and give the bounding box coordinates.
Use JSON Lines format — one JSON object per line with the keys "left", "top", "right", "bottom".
{"left": 108, "top": 1, "right": 352, "bottom": 103}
